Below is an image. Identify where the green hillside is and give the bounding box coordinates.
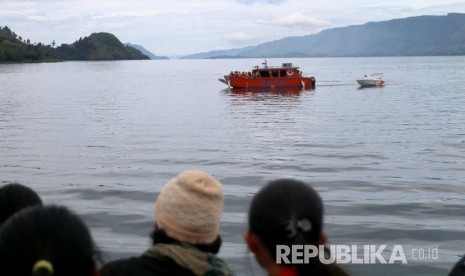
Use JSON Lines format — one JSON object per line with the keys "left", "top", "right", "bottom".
{"left": 0, "top": 26, "right": 55, "bottom": 62}
{"left": 54, "top": 33, "right": 148, "bottom": 61}
{"left": 0, "top": 27, "right": 149, "bottom": 62}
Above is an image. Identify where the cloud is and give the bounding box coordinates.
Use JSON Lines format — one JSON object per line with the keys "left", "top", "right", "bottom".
{"left": 26, "top": 15, "right": 49, "bottom": 22}
{"left": 236, "top": 0, "right": 285, "bottom": 5}
{"left": 224, "top": 32, "right": 255, "bottom": 43}
{"left": 257, "top": 12, "right": 331, "bottom": 29}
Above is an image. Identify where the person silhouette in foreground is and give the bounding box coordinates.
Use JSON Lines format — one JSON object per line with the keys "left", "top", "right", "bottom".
{"left": 0, "top": 205, "right": 101, "bottom": 276}
{"left": 100, "top": 170, "right": 235, "bottom": 276}
{"left": 0, "top": 182, "right": 42, "bottom": 227}
{"left": 244, "top": 179, "right": 349, "bottom": 276}
{"left": 450, "top": 255, "right": 465, "bottom": 276}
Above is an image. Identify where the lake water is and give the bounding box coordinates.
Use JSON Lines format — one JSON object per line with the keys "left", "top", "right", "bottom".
{"left": 1, "top": 57, "right": 464, "bottom": 275}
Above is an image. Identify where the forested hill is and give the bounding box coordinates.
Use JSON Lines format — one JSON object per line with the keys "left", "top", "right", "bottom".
{"left": 182, "top": 13, "right": 465, "bottom": 58}
{"left": 0, "top": 27, "right": 149, "bottom": 62}
{"left": 0, "top": 26, "right": 44, "bottom": 62}
{"left": 53, "top": 33, "right": 148, "bottom": 61}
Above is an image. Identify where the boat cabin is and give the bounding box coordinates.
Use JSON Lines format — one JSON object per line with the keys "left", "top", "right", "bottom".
{"left": 251, "top": 63, "right": 301, "bottom": 78}
{"left": 229, "top": 63, "right": 302, "bottom": 79}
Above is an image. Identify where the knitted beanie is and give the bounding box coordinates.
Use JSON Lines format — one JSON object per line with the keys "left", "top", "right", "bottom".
{"left": 155, "top": 170, "right": 224, "bottom": 244}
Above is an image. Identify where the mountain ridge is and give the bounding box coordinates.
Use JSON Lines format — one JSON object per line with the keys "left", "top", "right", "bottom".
{"left": 181, "top": 13, "right": 465, "bottom": 59}
{"left": 126, "top": 43, "right": 169, "bottom": 60}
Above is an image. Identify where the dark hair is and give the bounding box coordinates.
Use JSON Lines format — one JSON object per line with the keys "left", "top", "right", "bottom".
{"left": 0, "top": 205, "right": 100, "bottom": 276}
{"left": 0, "top": 182, "right": 42, "bottom": 227}
{"left": 449, "top": 254, "right": 465, "bottom": 276}
{"left": 248, "top": 179, "right": 348, "bottom": 276}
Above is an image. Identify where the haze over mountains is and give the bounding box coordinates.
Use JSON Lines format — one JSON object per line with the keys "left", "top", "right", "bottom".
{"left": 181, "top": 13, "right": 465, "bottom": 59}
{"left": 126, "top": 43, "right": 169, "bottom": 60}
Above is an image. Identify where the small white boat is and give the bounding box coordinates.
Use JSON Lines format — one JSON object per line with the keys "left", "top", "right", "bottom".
{"left": 357, "top": 73, "right": 385, "bottom": 87}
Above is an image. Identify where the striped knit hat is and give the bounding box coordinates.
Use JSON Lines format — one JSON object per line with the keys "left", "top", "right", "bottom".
{"left": 155, "top": 170, "right": 224, "bottom": 244}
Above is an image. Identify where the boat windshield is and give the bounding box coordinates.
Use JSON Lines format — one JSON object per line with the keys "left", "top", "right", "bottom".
{"left": 257, "top": 69, "right": 291, "bottom": 78}
{"left": 259, "top": 70, "right": 270, "bottom": 78}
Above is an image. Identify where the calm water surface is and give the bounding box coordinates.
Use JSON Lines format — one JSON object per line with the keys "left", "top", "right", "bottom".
{"left": 1, "top": 57, "right": 465, "bottom": 275}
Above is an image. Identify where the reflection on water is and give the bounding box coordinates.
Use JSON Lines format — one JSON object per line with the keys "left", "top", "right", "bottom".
{"left": 1, "top": 57, "right": 465, "bottom": 276}
{"left": 357, "top": 85, "right": 386, "bottom": 91}
{"left": 222, "top": 87, "right": 314, "bottom": 103}
{"left": 224, "top": 86, "right": 314, "bottom": 94}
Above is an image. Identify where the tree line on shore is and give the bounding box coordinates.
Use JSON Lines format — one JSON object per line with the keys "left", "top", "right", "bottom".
{"left": 0, "top": 26, "right": 148, "bottom": 63}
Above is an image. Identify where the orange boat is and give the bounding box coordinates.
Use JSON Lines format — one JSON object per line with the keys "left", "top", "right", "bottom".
{"left": 219, "top": 61, "right": 316, "bottom": 89}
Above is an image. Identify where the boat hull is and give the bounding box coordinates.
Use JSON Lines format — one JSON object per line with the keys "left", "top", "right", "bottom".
{"left": 228, "top": 86, "right": 313, "bottom": 94}
{"left": 226, "top": 76, "right": 315, "bottom": 89}
{"left": 357, "top": 79, "right": 385, "bottom": 87}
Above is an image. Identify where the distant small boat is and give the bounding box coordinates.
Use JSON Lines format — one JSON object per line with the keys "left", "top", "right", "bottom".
{"left": 219, "top": 60, "right": 316, "bottom": 89}
{"left": 357, "top": 73, "right": 385, "bottom": 87}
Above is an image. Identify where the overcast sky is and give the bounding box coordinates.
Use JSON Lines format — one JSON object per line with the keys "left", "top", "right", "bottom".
{"left": 1, "top": 0, "right": 465, "bottom": 57}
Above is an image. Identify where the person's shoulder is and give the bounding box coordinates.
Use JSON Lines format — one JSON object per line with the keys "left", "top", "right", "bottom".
{"left": 100, "top": 255, "right": 195, "bottom": 276}
{"left": 449, "top": 255, "right": 465, "bottom": 276}
{"left": 99, "top": 257, "right": 131, "bottom": 276}
{"left": 205, "top": 254, "right": 236, "bottom": 276}
{"left": 100, "top": 256, "right": 150, "bottom": 276}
